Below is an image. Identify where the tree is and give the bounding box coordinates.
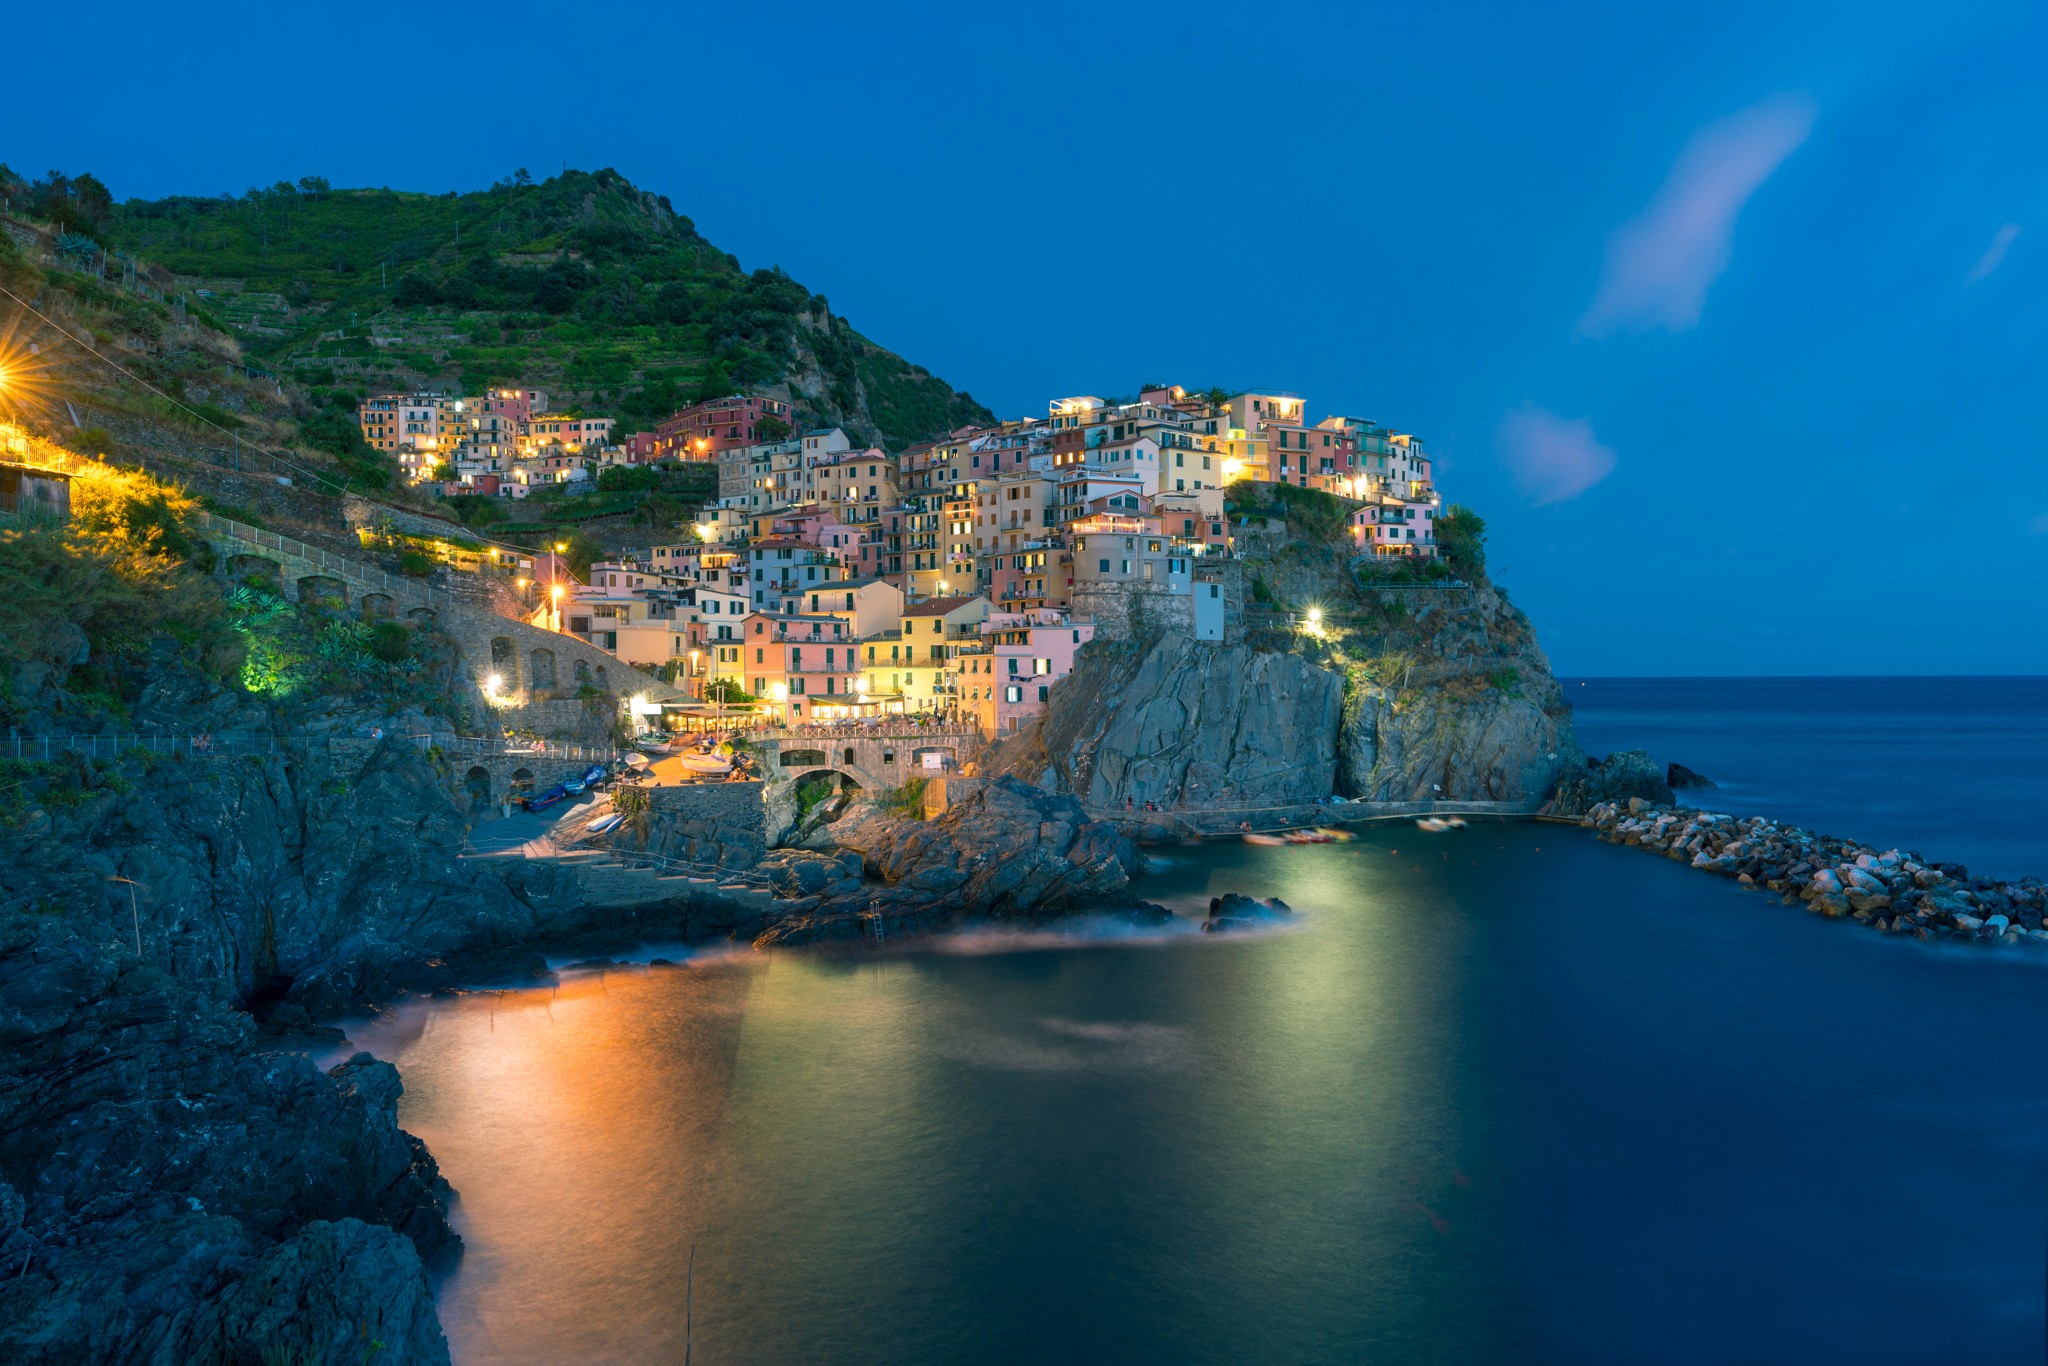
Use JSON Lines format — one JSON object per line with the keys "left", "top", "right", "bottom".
{"left": 1436, "top": 505, "right": 1487, "bottom": 576}
{"left": 559, "top": 530, "right": 606, "bottom": 578}
{"left": 514, "top": 167, "right": 533, "bottom": 186}
{"left": 638, "top": 492, "right": 684, "bottom": 530}
{"left": 754, "top": 414, "right": 791, "bottom": 442}
{"left": 394, "top": 272, "right": 441, "bottom": 307}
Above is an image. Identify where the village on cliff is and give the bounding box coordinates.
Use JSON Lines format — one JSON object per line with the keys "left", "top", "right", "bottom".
{"left": 353, "top": 383, "right": 1444, "bottom": 737}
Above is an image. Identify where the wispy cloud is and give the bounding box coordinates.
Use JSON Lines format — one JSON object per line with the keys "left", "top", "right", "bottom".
{"left": 1966, "top": 223, "right": 2021, "bottom": 284}
{"left": 1498, "top": 406, "right": 1617, "bottom": 505}
{"left": 1581, "top": 94, "right": 1817, "bottom": 335}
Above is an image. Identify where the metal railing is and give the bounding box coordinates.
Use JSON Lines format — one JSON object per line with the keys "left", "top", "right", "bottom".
{"left": 1, "top": 732, "right": 290, "bottom": 761}
{"left": 201, "top": 512, "right": 454, "bottom": 611}
{"left": 755, "top": 722, "right": 983, "bottom": 741}
{"left": 1, "top": 731, "right": 619, "bottom": 765}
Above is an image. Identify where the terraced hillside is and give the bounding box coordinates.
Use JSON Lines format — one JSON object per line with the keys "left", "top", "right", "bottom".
{"left": 107, "top": 168, "right": 994, "bottom": 450}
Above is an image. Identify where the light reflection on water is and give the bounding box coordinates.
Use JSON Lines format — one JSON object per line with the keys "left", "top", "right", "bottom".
{"left": 355, "top": 826, "right": 2048, "bottom": 1365}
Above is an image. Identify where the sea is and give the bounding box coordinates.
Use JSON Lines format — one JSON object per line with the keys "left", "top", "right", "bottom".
{"left": 349, "top": 677, "right": 2048, "bottom": 1365}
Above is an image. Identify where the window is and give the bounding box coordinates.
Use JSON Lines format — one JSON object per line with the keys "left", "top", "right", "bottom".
{"left": 1005, "top": 685, "right": 1023, "bottom": 703}
{"left": 1099, "top": 558, "right": 1110, "bottom": 573}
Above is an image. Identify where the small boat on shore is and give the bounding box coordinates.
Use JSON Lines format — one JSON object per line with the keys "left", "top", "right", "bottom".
{"left": 1243, "top": 833, "right": 1286, "bottom": 846}
{"left": 679, "top": 751, "right": 731, "bottom": 775}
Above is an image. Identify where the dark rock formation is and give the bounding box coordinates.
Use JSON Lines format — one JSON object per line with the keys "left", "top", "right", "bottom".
{"left": 1578, "top": 799, "right": 2048, "bottom": 947}
{"left": 1008, "top": 635, "right": 1345, "bottom": 809}
{"left": 1667, "top": 762, "right": 1716, "bottom": 789}
{"left": 754, "top": 776, "right": 1144, "bottom": 945}
{"left": 1553, "top": 749, "right": 1674, "bottom": 815}
{"left": 0, "top": 918, "right": 453, "bottom": 1364}
{"left": 1202, "top": 893, "right": 1294, "bottom": 933}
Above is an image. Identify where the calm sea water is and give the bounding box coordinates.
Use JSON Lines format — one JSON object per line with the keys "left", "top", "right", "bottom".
{"left": 351, "top": 678, "right": 2048, "bottom": 1363}
{"left": 1565, "top": 677, "right": 2048, "bottom": 881}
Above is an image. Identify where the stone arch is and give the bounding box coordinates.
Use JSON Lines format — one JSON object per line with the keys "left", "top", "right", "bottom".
{"left": 511, "top": 767, "right": 535, "bottom": 789}
{"left": 297, "top": 574, "right": 346, "bottom": 606}
{"left": 842, "top": 746, "right": 857, "bottom": 766}
{"left": 530, "top": 648, "right": 557, "bottom": 691}
{"left": 785, "top": 766, "right": 865, "bottom": 792}
{"left": 574, "top": 658, "right": 591, "bottom": 686}
{"left": 464, "top": 765, "right": 493, "bottom": 811}
{"left": 595, "top": 665, "right": 609, "bottom": 693}
{"left": 360, "top": 592, "right": 395, "bottom": 620}
{"left": 406, "top": 607, "right": 437, "bottom": 629}
{"left": 229, "top": 553, "right": 281, "bottom": 583}
{"left": 490, "top": 636, "right": 518, "bottom": 680}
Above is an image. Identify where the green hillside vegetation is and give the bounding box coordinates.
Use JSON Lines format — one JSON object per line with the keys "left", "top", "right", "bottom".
{"left": 0, "top": 172, "right": 422, "bottom": 505}
{"left": 106, "top": 167, "right": 995, "bottom": 450}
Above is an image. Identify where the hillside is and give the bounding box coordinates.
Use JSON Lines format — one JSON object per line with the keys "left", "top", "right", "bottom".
{"left": 104, "top": 167, "right": 994, "bottom": 450}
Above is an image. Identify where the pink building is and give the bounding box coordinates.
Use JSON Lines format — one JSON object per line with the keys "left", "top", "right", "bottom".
{"left": 479, "top": 388, "right": 548, "bottom": 424}
{"left": 980, "top": 608, "right": 1095, "bottom": 735}
{"left": 658, "top": 395, "right": 796, "bottom": 458}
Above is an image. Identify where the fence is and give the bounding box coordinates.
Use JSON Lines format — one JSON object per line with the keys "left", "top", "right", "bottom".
{"left": 2, "top": 731, "right": 619, "bottom": 766}
{"left": 201, "top": 512, "right": 454, "bottom": 612}
{"left": 756, "top": 722, "right": 984, "bottom": 743}
{"left": 412, "top": 734, "right": 620, "bottom": 764}
{"left": 2, "top": 733, "right": 290, "bottom": 762}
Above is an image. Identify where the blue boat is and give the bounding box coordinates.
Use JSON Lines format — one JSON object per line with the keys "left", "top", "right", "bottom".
{"left": 525, "top": 783, "right": 569, "bottom": 812}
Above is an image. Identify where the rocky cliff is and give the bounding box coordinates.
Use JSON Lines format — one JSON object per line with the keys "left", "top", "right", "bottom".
{"left": 991, "top": 521, "right": 1577, "bottom": 812}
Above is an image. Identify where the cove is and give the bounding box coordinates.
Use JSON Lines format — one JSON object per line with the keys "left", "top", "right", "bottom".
{"left": 354, "top": 823, "right": 2048, "bottom": 1365}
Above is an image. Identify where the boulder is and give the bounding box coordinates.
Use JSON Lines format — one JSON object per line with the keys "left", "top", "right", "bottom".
{"left": 1667, "top": 762, "right": 1716, "bottom": 789}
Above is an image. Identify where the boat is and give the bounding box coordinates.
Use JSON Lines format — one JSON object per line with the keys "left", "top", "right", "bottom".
{"left": 622, "top": 752, "right": 651, "bottom": 771}
{"left": 1284, "top": 829, "right": 1333, "bottom": 844}
{"left": 1415, "top": 817, "right": 1452, "bottom": 833}
{"left": 582, "top": 764, "right": 607, "bottom": 787}
{"left": 1312, "top": 827, "right": 1356, "bottom": 842}
{"left": 525, "top": 784, "right": 569, "bottom": 812}
{"left": 632, "top": 734, "right": 674, "bottom": 754}
{"left": 1243, "top": 833, "right": 1286, "bottom": 846}
{"left": 678, "top": 752, "right": 732, "bottom": 775}
{"left": 587, "top": 812, "right": 624, "bottom": 835}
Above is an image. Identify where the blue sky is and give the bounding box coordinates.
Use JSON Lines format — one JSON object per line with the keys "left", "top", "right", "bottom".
{"left": 9, "top": 0, "right": 2044, "bottom": 673}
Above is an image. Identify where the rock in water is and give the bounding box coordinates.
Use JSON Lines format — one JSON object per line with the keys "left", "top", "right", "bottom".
{"left": 1667, "top": 762, "right": 1716, "bottom": 789}
{"left": 1202, "top": 893, "right": 1294, "bottom": 932}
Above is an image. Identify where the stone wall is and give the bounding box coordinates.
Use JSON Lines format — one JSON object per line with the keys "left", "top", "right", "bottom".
{"left": 1070, "top": 581, "right": 1194, "bottom": 641}
{"left": 491, "top": 697, "right": 627, "bottom": 745}
{"left": 619, "top": 780, "right": 767, "bottom": 869}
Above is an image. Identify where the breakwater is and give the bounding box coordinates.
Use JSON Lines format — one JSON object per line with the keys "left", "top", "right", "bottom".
{"left": 1577, "top": 798, "right": 2048, "bottom": 946}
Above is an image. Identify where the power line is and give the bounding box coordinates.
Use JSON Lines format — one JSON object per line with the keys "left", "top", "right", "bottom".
{"left": 0, "top": 277, "right": 350, "bottom": 495}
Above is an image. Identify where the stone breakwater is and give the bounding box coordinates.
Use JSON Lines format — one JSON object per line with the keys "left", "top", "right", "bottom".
{"left": 1579, "top": 799, "right": 2048, "bottom": 946}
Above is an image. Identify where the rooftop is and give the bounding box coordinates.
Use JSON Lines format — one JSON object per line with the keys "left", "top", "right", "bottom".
{"left": 904, "top": 594, "right": 988, "bottom": 617}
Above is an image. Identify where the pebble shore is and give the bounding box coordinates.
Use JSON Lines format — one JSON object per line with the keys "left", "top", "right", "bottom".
{"left": 1578, "top": 799, "right": 2048, "bottom": 946}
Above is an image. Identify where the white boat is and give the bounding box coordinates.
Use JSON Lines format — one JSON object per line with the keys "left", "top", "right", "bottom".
{"left": 678, "top": 752, "right": 731, "bottom": 775}
{"left": 1415, "top": 817, "right": 1452, "bottom": 833}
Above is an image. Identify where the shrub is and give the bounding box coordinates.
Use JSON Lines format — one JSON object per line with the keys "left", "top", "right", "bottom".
{"left": 368, "top": 621, "right": 411, "bottom": 663}
{"left": 1437, "top": 505, "right": 1487, "bottom": 576}
{"left": 397, "top": 548, "right": 435, "bottom": 577}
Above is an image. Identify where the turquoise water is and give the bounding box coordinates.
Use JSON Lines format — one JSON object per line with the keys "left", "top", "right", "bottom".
{"left": 360, "top": 821, "right": 2048, "bottom": 1363}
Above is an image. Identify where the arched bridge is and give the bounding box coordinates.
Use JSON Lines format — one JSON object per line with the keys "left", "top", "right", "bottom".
{"left": 200, "top": 512, "right": 684, "bottom": 705}
{"left": 754, "top": 723, "right": 983, "bottom": 795}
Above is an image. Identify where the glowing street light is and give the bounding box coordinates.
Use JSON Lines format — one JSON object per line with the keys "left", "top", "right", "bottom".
{"left": 485, "top": 672, "right": 503, "bottom": 693}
